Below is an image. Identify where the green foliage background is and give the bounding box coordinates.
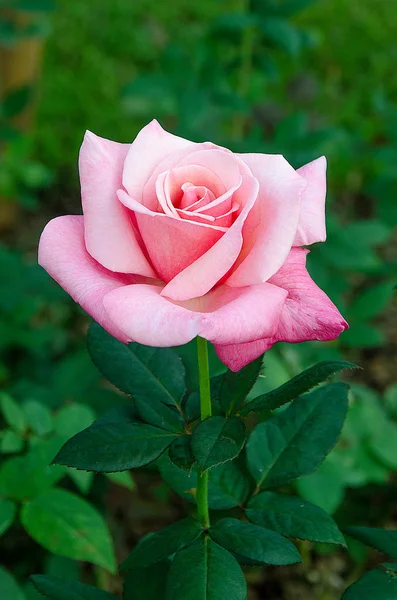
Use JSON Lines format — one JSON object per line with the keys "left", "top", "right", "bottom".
{"left": 0, "top": 0, "right": 396, "bottom": 598}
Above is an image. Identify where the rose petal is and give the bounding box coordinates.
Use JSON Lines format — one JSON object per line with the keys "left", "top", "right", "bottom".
{"left": 226, "top": 154, "right": 307, "bottom": 287}
{"left": 197, "top": 282, "right": 287, "bottom": 345}
{"left": 102, "top": 280, "right": 286, "bottom": 348}
{"left": 161, "top": 174, "right": 259, "bottom": 301}
{"left": 117, "top": 189, "right": 225, "bottom": 282}
{"left": 293, "top": 156, "right": 327, "bottom": 246}
{"left": 79, "top": 131, "right": 156, "bottom": 276}
{"left": 38, "top": 215, "right": 130, "bottom": 341}
{"left": 103, "top": 284, "right": 202, "bottom": 346}
{"left": 122, "top": 120, "right": 195, "bottom": 203}
{"left": 267, "top": 247, "right": 348, "bottom": 343}
{"left": 216, "top": 248, "right": 348, "bottom": 371}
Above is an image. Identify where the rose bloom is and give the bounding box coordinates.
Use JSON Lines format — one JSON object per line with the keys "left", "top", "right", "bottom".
{"left": 38, "top": 120, "right": 347, "bottom": 371}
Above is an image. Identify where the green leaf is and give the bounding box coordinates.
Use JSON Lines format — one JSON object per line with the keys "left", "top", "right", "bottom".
{"left": 53, "top": 403, "right": 95, "bottom": 438}
{"left": 169, "top": 435, "right": 195, "bottom": 473}
{"left": 134, "top": 397, "right": 185, "bottom": 432}
{"left": 0, "top": 440, "right": 65, "bottom": 500}
{"left": 123, "top": 561, "right": 170, "bottom": 600}
{"left": 368, "top": 421, "right": 397, "bottom": 470}
{"left": 349, "top": 282, "right": 395, "bottom": 321}
{"left": 0, "top": 566, "right": 26, "bottom": 600}
{"left": 68, "top": 469, "right": 94, "bottom": 494}
{"left": 246, "top": 383, "right": 349, "bottom": 489}
{"left": 344, "top": 527, "right": 397, "bottom": 559}
{"left": 105, "top": 471, "right": 135, "bottom": 490}
{"left": 295, "top": 458, "right": 345, "bottom": 515}
{"left": 0, "top": 499, "right": 16, "bottom": 536}
{"left": 209, "top": 518, "right": 301, "bottom": 566}
{"left": 53, "top": 421, "right": 178, "bottom": 472}
{"left": 191, "top": 417, "right": 246, "bottom": 471}
{"left": 158, "top": 456, "right": 251, "bottom": 510}
{"left": 121, "top": 517, "right": 203, "bottom": 570}
{"left": 21, "top": 489, "right": 116, "bottom": 573}
{"left": 23, "top": 400, "right": 53, "bottom": 437}
{"left": 30, "top": 575, "right": 117, "bottom": 599}
{"left": 0, "top": 392, "right": 27, "bottom": 434}
{"left": 175, "top": 340, "right": 227, "bottom": 392}
{"left": 219, "top": 356, "right": 263, "bottom": 415}
{"left": 1, "top": 86, "right": 31, "bottom": 118}
{"left": 0, "top": 429, "right": 24, "bottom": 453}
{"left": 165, "top": 537, "right": 247, "bottom": 600}
{"left": 342, "top": 568, "right": 397, "bottom": 599}
{"left": 87, "top": 324, "right": 186, "bottom": 411}
{"left": 241, "top": 361, "right": 356, "bottom": 414}
{"left": 246, "top": 492, "right": 346, "bottom": 546}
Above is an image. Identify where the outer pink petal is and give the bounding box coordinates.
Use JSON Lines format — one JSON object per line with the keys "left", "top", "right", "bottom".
{"left": 226, "top": 154, "right": 307, "bottom": 287}
{"left": 102, "top": 280, "right": 286, "bottom": 348}
{"left": 293, "top": 156, "right": 327, "bottom": 246}
{"left": 79, "top": 131, "right": 156, "bottom": 277}
{"left": 118, "top": 189, "right": 225, "bottom": 282}
{"left": 38, "top": 215, "right": 130, "bottom": 341}
{"left": 102, "top": 284, "right": 203, "bottom": 347}
{"left": 161, "top": 175, "right": 260, "bottom": 301}
{"left": 215, "top": 339, "right": 270, "bottom": 372}
{"left": 122, "top": 120, "right": 195, "bottom": 201}
{"left": 215, "top": 248, "right": 348, "bottom": 371}
{"left": 267, "top": 247, "right": 348, "bottom": 343}
{"left": 198, "top": 282, "right": 287, "bottom": 345}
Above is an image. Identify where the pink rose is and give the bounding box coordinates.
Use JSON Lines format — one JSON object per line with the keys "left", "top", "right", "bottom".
{"left": 38, "top": 120, "right": 347, "bottom": 371}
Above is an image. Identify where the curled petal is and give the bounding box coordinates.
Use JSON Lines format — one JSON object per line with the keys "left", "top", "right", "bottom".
{"left": 80, "top": 131, "right": 156, "bottom": 276}
{"left": 227, "top": 154, "right": 307, "bottom": 287}
{"left": 293, "top": 156, "right": 327, "bottom": 246}
{"left": 122, "top": 120, "right": 195, "bottom": 203}
{"left": 118, "top": 190, "right": 225, "bottom": 282}
{"left": 216, "top": 248, "right": 348, "bottom": 371}
{"left": 38, "top": 216, "right": 131, "bottom": 341}
{"left": 161, "top": 175, "right": 259, "bottom": 301}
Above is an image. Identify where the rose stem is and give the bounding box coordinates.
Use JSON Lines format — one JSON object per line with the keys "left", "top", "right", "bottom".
{"left": 196, "top": 336, "right": 211, "bottom": 529}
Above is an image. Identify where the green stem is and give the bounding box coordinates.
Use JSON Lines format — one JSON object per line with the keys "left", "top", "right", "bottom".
{"left": 196, "top": 336, "right": 211, "bottom": 529}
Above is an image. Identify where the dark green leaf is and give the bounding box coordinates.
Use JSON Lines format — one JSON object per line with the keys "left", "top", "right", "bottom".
{"left": 383, "top": 563, "right": 397, "bottom": 573}
{"left": 219, "top": 356, "right": 263, "bottom": 415}
{"left": 8, "top": 1, "right": 56, "bottom": 10}
{"left": 21, "top": 489, "right": 116, "bottom": 572}
{"left": 0, "top": 567, "right": 25, "bottom": 600}
{"left": 30, "top": 576, "right": 117, "bottom": 599}
{"left": 158, "top": 456, "right": 251, "bottom": 510}
{"left": 246, "top": 383, "right": 349, "bottom": 489}
{"left": 123, "top": 561, "right": 170, "bottom": 600}
{"left": 169, "top": 435, "right": 195, "bottom": 472}
{"left": 246, "top": 492, "right": 346, "bottom": 546}
{"left": 184, "top": 376, "right": 224, "bottom": 422}
{"left": 241, "top": 361, "right": 356, "bottom": 414}
{"left": 2, "top": 86, "right": 31, "bottom": 118}
{"left": 345, "top": 527, "right": 397, "bottom": 559}
{"left": 0, "top": 499, "right": 16, "bottom": 536}
{"left": 165, "top": 537, "right": 247, "bottom": 600}
{"left": 121, "top": 517, "right": 203, "bottom": 570}
{"left": 134, "top": 397, "right": 184, "bottom": 432}
{"left": 209, "top": 518, "right": 301, "bottom": 566}
{"left": 87, "top": 324, "right": 186, "bottom": 411}
{"left": 174, "top": 340, "right": 227, "bottom": 392}
{"left": 342, "top": 568, "right": 397, "bottom": 599}
{"left": 192, "top": 417, "right": 246, "bottom": 471}
{"left": 53, "top": 421, "right": 178, "bottom": 472}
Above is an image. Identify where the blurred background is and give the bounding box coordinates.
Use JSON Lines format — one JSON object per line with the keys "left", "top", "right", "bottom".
{"left": 0, "top": 0, "right": 396, "bottom": 598}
